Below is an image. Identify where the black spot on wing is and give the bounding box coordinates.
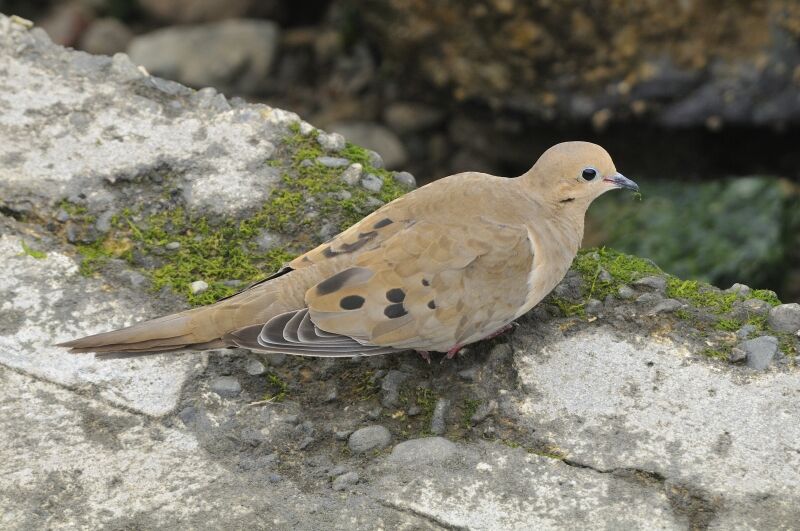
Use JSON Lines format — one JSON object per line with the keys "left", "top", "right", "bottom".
{"left": 421, "top": 279, "right": 430, "bottom": 286}
{"left": 340, "top": 295, "right": 365, "bottom": 310}
{"left": 384, "top": 303, "right": 408, "bottom": 319}
{"left": 386, "top": 288, "right": 405, "bottom": 303}
{"left": 427, "top": 300, "right": 436, "bottom": 309}
{"left": 373, "top": 218, "right": 393, "bottom": 229}
{"left": 316, "top": 268, "right": 364, "bottom": 296}
{"left": 322, "top": 231, "right": 377, "bottom": 257}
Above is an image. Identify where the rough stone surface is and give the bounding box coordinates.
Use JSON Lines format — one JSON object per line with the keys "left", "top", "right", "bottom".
{"left": 739, "top": 336, "right": 779, "bottom": 370}
{"left": 3, "top": 15, "right": 800, "bottom": 529}
{"left": 128, "top": 20, "right": 280, "bottom": 95}
{"left": 768, "top": 303, "right": 800, "bottom": 333}
{"left": 348, "top": 425, "right": 392, "bottom": 454}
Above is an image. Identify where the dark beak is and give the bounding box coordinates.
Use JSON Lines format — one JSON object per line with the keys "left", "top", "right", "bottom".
{"left": 604, "top": 172, "right": 639, "bottom": 192}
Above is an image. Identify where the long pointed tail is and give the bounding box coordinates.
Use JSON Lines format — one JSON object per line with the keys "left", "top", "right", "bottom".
{"left": 57, "top": 306, "right": 227, "bottom": 355}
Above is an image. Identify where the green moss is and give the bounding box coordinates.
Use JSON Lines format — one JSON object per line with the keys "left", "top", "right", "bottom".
{"left": 714, "top": 318, "right": 741, "bottom": 332}
{"left": 462, "top": 399, "right": 481, "bottom": 428}
{"left": 701, "top": 346, "right": 731, "bottom": 360}
{"left": 414, "top": 387, "right": 437, "bottom": 431}
{"left": 674, "top": 309, "right": 691, "bottom": 320}
{"left": 20, "top": 241, "right": 47, "bottom": 259}
{"left": 353, "top": 370, "right": 380, "bottom": 400}
{"left": 264, "top": 372, "right": 288, "bottom": 402}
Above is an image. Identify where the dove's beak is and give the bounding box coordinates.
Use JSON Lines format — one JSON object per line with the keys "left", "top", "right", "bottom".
{"left": 603, "top": 172, "right": 639, "bottom": 192}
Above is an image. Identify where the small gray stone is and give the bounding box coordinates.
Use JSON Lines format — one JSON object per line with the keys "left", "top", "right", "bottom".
{"left": 165, "top": 241, "right": 181, "bottom": 251}
{"left": 94, "top": 210, "right": 114, "bottom": 233}
{"left": 729, "top": 346, "right": 747, "bottom": 363}
{"left": 55, "top": 209, "right": 70, "bottom": 222}
{"left": 634, "top": 276, "right": 667, "bottom": 292}
{"left": 585, "top": 299, "right": 603, "bottom": 315}
{"left": 388, "top": 437, "right": 457, "bottom": 465}
{"left": 360, "top": 173, "right": 383, "bottom": 193}
{"left": 334, "top": 430, "right": 352, "bottom": 441}
{"left": 367, "top": 150, "right": 384, "bottom": 169}
{"left": 124, "top": 271, "right": 147, "bottom": 288}
{"left": 736, "top": 324, "right": 757, "bottom": 339}
{"left": 210, "top": 376, "right": 242, "bottom": 397}
{"left": 318, "top": 156, "right": 350, "bottom": 168}
{"left": 636, "top": 292, "right": 663, "bottom": 305}
{"left": 392, "top": 171, "right": 416, "bottom": 188}
{"left": 726, "top": 283, "right": 751, "bottom": 295}
{"left": 245, "top": 359, "right": 266, "bottom": 376}
{"left": 190, "top": 280, "right": 209, "bottom": 294}
{"left": 407, "top": 405, "right": 422, "bottom": 416}
{"left": 739, "top": 336, "right": 779, "bottom": 370}
{"left": 324, "top": 387, "right": 338, "bottom": 403}
{"left": 264, "top": 353, "right": 286, "bottom": 366}
{"left": 598, "top": 268, "right": 613, "bottom": 283}
{"left": 648, "top": 299, "right": 683, "bottom": 315}
{"left": 458, "top": 367, "right": 478, "bottom": 382}
{"left": 734, "top": 298, "right": 771, "bottom": 318}
{"left": 617, "top": 285, "right": 636, "bottom": 300}
{"left": 430, "top": 398, "right": 451, "bottom": 436}
{"left": 767, "top": 303, "right": 800, "bottom": 333}
{"left": 339, "top": 163, "right": 362, "bottom": 185}
{"left": 367, "top": 407, "right": 382, "bottom": 420}
{"left": 381, "top": 370, "right": 409, "bottom": 408}
{"left": 317, "top": 132, "right": 346, "bottom": 152}
{"left": 332, "top": 471, "right": 359, "bottom": 491}
{"left": 333, "top": 190, "right": 352, "bottom": 201}
{"left": 348, "top": 425, "right": 391, "bottom": 453}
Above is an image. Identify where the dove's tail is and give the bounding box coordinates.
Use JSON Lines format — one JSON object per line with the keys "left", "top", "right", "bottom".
{"left": 56, "top": 305, "right": 230, "bottom": 357}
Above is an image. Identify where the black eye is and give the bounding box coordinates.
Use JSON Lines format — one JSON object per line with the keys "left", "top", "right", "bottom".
{"left": 581, "top": 167, "right": 598, "bottom": 181}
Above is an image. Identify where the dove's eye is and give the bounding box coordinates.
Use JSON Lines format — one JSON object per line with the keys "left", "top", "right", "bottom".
{"left": 580, "top": 167, "right": 599, "bottom": 181}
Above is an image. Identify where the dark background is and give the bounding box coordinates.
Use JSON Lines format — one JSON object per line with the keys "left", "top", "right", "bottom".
{"left": 5, "top": 0, "right": 799, "bottom": 301}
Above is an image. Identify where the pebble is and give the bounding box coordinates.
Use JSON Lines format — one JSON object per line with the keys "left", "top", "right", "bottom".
{"left": 430, "top": 398, "right": 451, "bottom": 435}
{"left": 381, "top": 370, "right": 409, "bottom": 408}
{"left": 736, "top": 324, "right": 757, "bottom": 339}
{"left": 245, "top": 359, "right": 266, "bottom": 376}
{"left": 94, "top": 210, "right": 114, "bottom": 233}
{"left": 332, "top": 471, "right": 359, "bottom": 491}
{"left": 407, "top": 405, "right": 422, "bottom": 416}
{"left": 317, "top": 132, "right": 346, "bottom": 152}
{"left": 392, "top": 171, "right": 416, "bottom": 188}
{"left": 55, "top": 209, "right": 70, "bottom": 222}
{"left": 470, "top": 400, "right": 498, "bottom": 426}
{"left": 617, "top": 285, "right": 636, "bottom": 300}
{"left": 726, "top": 283, "right": 751, "bottom": 295}
{"left": 767, "top": 303, "right": 800, "bottom": 333}
{"left": 634, "top": 275, "right": 667, "bottom": 292}
{"left": 65, "top": 222, "right": 80, "bottom": 243}
{"left": 339, "top": 163, "right": 363, "bottom": 186}
{"left": 348, "top": 425, "right": 392, "bottom": 453}
{"left": 210, "top": 376, "right": 242, "bottom": 397}
{"left": 165, "top": 241, "right": 181, "bottom": 251}
{"left": 636, "top": 292, "right": 663, "bottom": 305}
{"left": 367, "top": 150, "right": 384, "bottom": 169}
{"left": 739, "top": 336, "right": 779, "bottom": 370}
{"left": 648, "top": 299, "right": 683, "bottom": 315}
{"left": 190, "top": 280, "right": 209, "bottom": 295}
{"left": 728, "top": 346, "right": 747, "bottom": 363}
{"left": 317, "top": 156, "right": 350, "bottom": 168}
{"left": 361, "top": 173, "right": 384, "bottom": 193}
{"left": 388, "top": 437, "right": 457, "bottom": 465}
{"left": 458, "top": 367, "right": 478, "bottom": 382}
{"left": 734, "top": 298, "right": 771, "bottom": 318}
{"left": 324, "top": 387, "right": 338, "bottom": 403}
{"left": 367, "top": 407, "right": 382, "bottom": 420}
{"left": 264, "top": 353, "right": 286, "bottom": 366}
{"left": 334, "top": 430, "right": 352, "bottom": 441}
{"left": 299, "top": 121, "right": 315, "bottom": 135}
{"left": 585, "top": 299, "right": 603, "bottom": 315}
{"left": 598, "top": 268, "right": 613, "bottom": 283}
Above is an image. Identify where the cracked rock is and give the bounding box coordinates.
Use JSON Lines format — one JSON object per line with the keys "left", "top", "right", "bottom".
{"left": 739, "top": 336, "right": 779, "bottom": 370}
{"left": 348, "top": 425, "right": 391, "bottom": 453}
{"left": 388, "top": 437, "right": 457, "bottom": 465}
{"left": 767, "top": 303, "right": 800, "bottom": 333}
{"left": 210, "top": 376, "right": 242, "bottom": 397}
{"left": 430, "top": 398, "right": 451, "bottom": 436}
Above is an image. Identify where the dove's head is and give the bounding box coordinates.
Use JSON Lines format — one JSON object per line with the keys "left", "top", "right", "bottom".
{"left": 524, "top": 141, "right": 638, "bottom": 211}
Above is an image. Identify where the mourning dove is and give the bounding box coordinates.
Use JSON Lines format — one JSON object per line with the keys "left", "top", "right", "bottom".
{"left": 59, "top": 141, "right": 638, "bottom": 359}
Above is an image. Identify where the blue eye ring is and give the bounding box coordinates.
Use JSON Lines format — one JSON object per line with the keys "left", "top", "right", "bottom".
{"left": 581, "top": 167, "right": 599, "bottom": 181}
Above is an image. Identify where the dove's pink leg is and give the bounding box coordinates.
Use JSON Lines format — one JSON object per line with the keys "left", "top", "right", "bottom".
{"left": 445, "top": 344, "right": 464, "bottom": 359}
{"left": 416, "top": 350, "right": 431, "bottom": 363}
{"left": 481, "top": 323, "right": 514, "bottom": 341}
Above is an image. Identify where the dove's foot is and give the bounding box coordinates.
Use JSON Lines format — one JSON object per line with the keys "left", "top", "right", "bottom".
{"left": 482, "top": 323, "right": 515, "bottom": 341}
{"left": 445, "top": 344, "right": 464, "bottom": 360}
{"left": 416, "top": 350, "right": 431, "bottom": 364}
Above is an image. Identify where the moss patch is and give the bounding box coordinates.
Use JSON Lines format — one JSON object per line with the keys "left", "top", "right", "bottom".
{"left": 20, "top": 240, "right": 47, "bottom": 259}
{"left": 65, "top": 122, "right": 412, "bottom": 306}
{"left": 263, "top": 372, "right": 288, "bottom": 402}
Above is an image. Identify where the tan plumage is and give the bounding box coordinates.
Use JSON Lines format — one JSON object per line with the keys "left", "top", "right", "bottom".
{"left": 59, "top": 141, "right": 638, "bottom": 358}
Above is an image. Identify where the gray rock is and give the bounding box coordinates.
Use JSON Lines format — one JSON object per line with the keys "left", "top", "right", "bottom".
{"left": 617, "top": 285, "right": 636, "bottom": 300}
{"left": 189, "top": 280, "right": 209, "bottom": 295}
{"left": 339, "top": 163, "right": 362, "bottom": 185}
{"left": 738, "top": 336, "right": 779, "bottom": 370}
{"left": 263, "top": 353, "right": 286, "bottom": 367}
{"left": 334, "top": 430, "right": 352, "bottom": 441}
{"left": 317, "top": 156, "right": 350, "bottom": 168}
{"left": 210, "top": 376, "right": 242, "bottom": 397}
{"left": 458, "top": 367, "right": 478, "bottom": 382}
{"left": 360, "top": 173, "right": 383, "bottom": 193}
{"left": 597, "top": 268, "right": 613, "bottom": 283}
{"left": 367, "top": 150, "right": 384, "bottom": 169}
{"left": 388, "top": 437, "right": 457, "bottom": 465}
{"left": 165, "top": 241, "right": 181, "bottom": 251}
{"left": 348, "top": 425, "right": 392, "bottom": 453}
{"left": 380, "top": 370, "right": 409, "bottom": 408}
{"left": 430, "top": 398, "right": 451, "bottom": 436}
{"left": 317, "top": 132, "right": 346, "bottom": 152}
{"left": 767, "top": 303, "right": 800, "bottom": 333}
{"left": 127, "top": 20, "right": 280, "bottom": 95}
{"left": 729, "top": 346, "right": 747, "bottom": 363}
{"left": 647, "top": 298, "right": 683, "bottom": 315}
{"left": 392, "top": 171, "right": 416, "bottom": 188}
{"left": 634, "top": 275, "right": 667, "bottom": 292}
{"left": 725, "top": 283, "right": 752, "bottom": 295}
{"left": 406, "top": 405, "right": 422, "bottom": 416}
{"left": 733, "top": 298, "right": 771, "bottom": 318}
{"left": 244, "top": 359, "right": 266, "bottom": 376}
{"left": 80, "top": 18, "right": 133, "bottom": 56}
{"left": 330, "top": 122, "right": 408, "bottom": 169}
{"left": 94, "top": 210, "right": 115, "bottom": 233}
{"left": 55, "top": 209, "right": 70, "bottom": 223}
{"left": 635, "top": 292, "right": 663, "bottom": 305}
{"left": 736, "top": 324, "right": 757, "bottom": 339}
{"left": 332, "top": 471, "right": 359, "bottom": 491}
{"left": 585, "top": 299, "right": 603, "bottom": 315}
